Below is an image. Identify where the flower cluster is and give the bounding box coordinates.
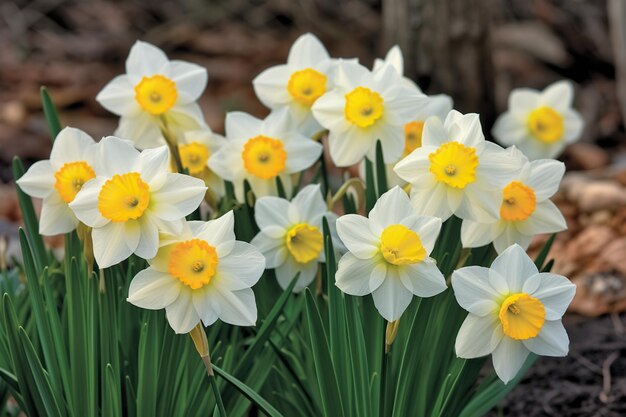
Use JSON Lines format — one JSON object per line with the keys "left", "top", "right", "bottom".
{"left": 17, "top": 34, "right": 583, "bottom": 384}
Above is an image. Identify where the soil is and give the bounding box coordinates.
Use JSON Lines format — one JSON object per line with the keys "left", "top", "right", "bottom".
{"left": 486, "top": 314, "right": 626, "bottom": 417}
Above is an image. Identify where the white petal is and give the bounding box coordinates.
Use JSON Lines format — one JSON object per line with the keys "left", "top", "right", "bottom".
{"left": 95, "top": 75, "right": 137, "bottom": 116}
{"left": 368, "top": 186, "right": 414, "bottom": 232}
{"left": 461, "top": 220, "right": 501, "bottom": 249}
{"left": 509, "top": 88, "right": 540, "bottom": 114}
{"left": 212, "top": 286, "right": 257, "bottom": 326}
{"left": 69, "top": 177, "right": 109, "bottom": 228}
{"left": 116, "top": 114, "right": 164, "bottom": 150}
{"left": 526, "top": 159, "right": 565, "bottom": 201}
{"left": 126, "top": 41, "right": 170, "bottom": 83}
{"left": 328, "top": 126, "right": 373, "bottom": 167}
{"left": 191, "top": 288, "right": 219, "bottom": 327}
{"left": 92, "top": 222, "right": 134, "bottom": 268}
{"left": 516, "top": 200, "right": 567, "bottom": 236}
{"left": 50, "top": 127, "right": 97, "bottom": 167}
{"left": 455, "top": 185, "right": 500, "bottom": 223}
{"left": 455, "top": 314, "right": 503, "bottom": 358}
{"left": 383, "top": 45, "right": 403, "bottom": 74}
{"left": 371, "top": 269, "right": 413, "bottom": 321}
{"left": 195, "top": 211, "right": 236, "bottom": 253}
{"left": 421, "top": 116, "right": 449, "bottom": 147}
{"left": 523, "top": 273, "right": 576, "bottom": 320}
{"left": 288, "top": 184, "right": 326, "bottom": 224}
{"left": 216, "top": 241, "right": 265, "bottom": 291}
{"left": 522, "top": 320, "right": 569, "bottom": 356}
{"left": 336, "top": 215, "right": 378, "bottom": 258}
{"left": 96, "top": 136, "right": 140, "bottom": 177}
{"left": 253, "top": 65, "right": 292, "bottom": 108}
{"left": 134, "top": 216, "right": 159, "bottom": 260}
{"left": 39, "top": 193, "right": 78, "bottom": 236}
{"left": 409, "top": 180, "right": 452, "bottom": 221}
{"left": 399, "top": 259, "right": 447, "bottom": 297}
{"left": 563, "top": 109, "right": 584, "bottom": 144}
{"left": 127, "top": 268, "right": 180, "bottom": 309}
{"left": 446, "top": 112, "right": 485, "bottom": 148}
{"left": 165, "top": 290, "right": 200, "bottom": 334}
{"left": 311, "top": 90, "right": 350, "bottom": 133}
{"left": 336, "top": 253, "right": 386, "bottom": 296}
{"left": 491, "top": 337, "right": 530, "bottom": 384}
{"left": 225, "top": 112, "right": 263, "bottom": 140}
{"left": 491, "top": 244, "right": 538, "bottom": 293}
{"left": 492, "top": 112, "right": 527, "bottom": 147}
{"left": 539, "top": 80, "right": 573, "bottom": 112}
{"left": 138, "top": 146, "right": 170, "bottom": 189}
{"left": 418, "top": 94, "right": 453, "bottom": 121}
{"left": 493, "top": 224, "right": 533, "bottom": 254}
{"left": 16, "top": 160, "right": 54, "bottom": 199}
{"left": 393, "top": 148, "right": 433, "bottom": 185}
{"left": 451, "top": 266, "right": 500, "bottom": 316}
{"left": 168, "top": 60, "right": 207, "bottom": 103}
{"left": 284, "top": 134, "right": 323, "bottom": 173}
{"left": 250, "top": 231, "right": 287, "bottom": 269}
{"left": 276, "top": 257, "right": 318, "bottom": 292}
{"left": 151, "top": 173, "right": 207, "bottom": 221}
{"left": 477, "top": 142, "right": 523, "bottom": 187}
{"left": 255, "top": 196, "right": 291, "bottom": 229}
{"left": 287, "top": 33, "right": 330, "bottom": 67}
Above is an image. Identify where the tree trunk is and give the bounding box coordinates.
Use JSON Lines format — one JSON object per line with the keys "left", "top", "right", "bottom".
{"left": 383, "top": 0, "right": 497, "bottom": 127}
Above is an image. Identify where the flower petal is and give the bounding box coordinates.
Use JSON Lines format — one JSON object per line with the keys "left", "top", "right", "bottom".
{"left": 455, "top": 314, "right": 503, "bottom": 358}
{"left": 69, "top": 177, "right": 109, "bottom": 228}
{"left": 211, "top": 286, "right": 257, "bottom": 326}
{"left": 288, "top": 184, "right": 326, "bottom": 224}
{"left": 92, "top": 222, "right": 134, "bottom": 268}
{"left": 126, "top": 41, "right": 170, "bottom": 83}
{"left": 168, "top": 60, "right": 208, "bottom": 103}
{"left": 526, "top": 159, "right": 565, "bottom": 201}
{"left": 151, "top": 173, "right": 207, "bottom": 221}
{"left": 39, "top": 193, "right": 78, "bottom": 236}
{"left": 522, "top": 320, "right": 569, "bottom": 356}
{"left": 165, "top": 290, "right": 200, "bottom": 334}
{"left": 250, "top": 231, "right": 287, "bottom": 269}
{"left": 515, "top": 200, "right": 567, "bottom": 236}
{"left": 134, "top": 216, "right": 159, "bottom": 260}
{"left": 368, "top": 186, "right": 414, "bottom": 233}
{"left": 275, "top": 256, "right": 318, "bottom": 292}
{"left": 225, "top": 112, "right": 263, "bottom": 140}
{"left": 371, "top": 268, "right": 413, "bottom": 321}
{"left": 491, "top": 244, "right": 538, "bottom": 293}
{"left": 335, "top": 253, "right": 386, "bottom": 296}
{"left": 96, "top": 75, "right": 138, "bottom": 116}
{"left": 399, "top": 259, "right": 447, "bottom": 298}
{"left": 523, "top": 273, "right": 576, "bottom": 320}
{"left": 50, "top": 127, "right": 97, "bottom": 167}
{"left": 287, "top": 33, "right": 330, "bottom": 68}
{"left": 16, "top": 160, "right": 54, "bottom": 199}
{"left": 336, "top": 215, "right": 378, "bottom": 259}
{"left": 255, "top": 196, "right": 291, "bottom": 230}
{"left": 128, "top": 268, "right": 181, "bottom": 309}
{"left": 451, "top": 266, "right": 500, "bottom": 316}
{"left": 491, "top": 337, "right": 530, "bottom": 384}
{"left": 216, "top": 241, "right": 265, "bottom": 291}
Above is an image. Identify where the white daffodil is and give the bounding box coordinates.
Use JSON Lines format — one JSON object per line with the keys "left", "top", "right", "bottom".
{"left": 452, "top": 244, "right": 576, "bottom": 383}
{"left": 69, "top": 137, "right": 207, "bottom": 268}
{"left": 208, "top": 108, "right": 322, "bottom": 200}
{"left": 335, "top": 186, "right": 446, "bottom": 322}
{"left": 253, "top": 33, "right": 334, "bottom": 137}
{"left": 16, "top": 127, "right": 97, "bottom": 235}
{"left": 127, "top": 212, "right": 265, "bottom": 333}
{"left": 312, "top": 60, "right": 426, "bottom": 167}
{"left": 178, "top": 128, "right": 227, "bottom": 197}
{"left": 462, "top": 148, "right": 567, "bottom": 253}
{"left": 250, "top": 184, "right": 340, "bottom": 292}
{"left": 96, "top": 41, "right": 208, "bottom": 149}
{"left": 359, "top": 93, "right": 453, "bottom": 188}
{"left": 394, "top": 110, "right": 521, "bottom": 222}
{"left": 492, "top": 80, "right": 584, "bottom": 160}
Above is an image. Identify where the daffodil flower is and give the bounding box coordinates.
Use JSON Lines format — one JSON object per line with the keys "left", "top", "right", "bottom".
{"left": 492, "top": 80, "right": 584, "bottom": 160}
{"left": 394, "top": 110, "right": 521, "bottom": 222}
{"left": 16, "top": 127, "right": 97, "bottom": 235}
{"left": 178, "top": 128, "right": 227, "bottom": 197}
{"left": 335, "top": 186, "right": 447, "bottom": 321}
{"left": 452, "top": 244, "right": 576, "bottom": 383}
{"left": 208, "top": 108, "right": 322, "bottom": 200}
{"left": 461, "top": 148, "right": 567, "bottom": 253}
{"left": 312, "top": 60, "right": 426, "bottom": 167}
{"left": 250, "top": 184, "right": 341, "bottom": 292}
{"left": 69, "top": 137, "right": 207, "bottom": 268}
{"left": 127, "top": 212, "right": 265, "bottom": 333}
{"left": 96, "top": 41, "right": 208, "bottom": 149}
{"left": 253, "top": 33, "right": 335, "bottom": 136}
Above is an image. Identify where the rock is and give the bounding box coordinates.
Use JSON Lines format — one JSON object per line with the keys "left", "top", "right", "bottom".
{"left": 571, "top": 180, "right": 626, "bottom": 212}
{"left": 563, "top": 142, "right": 610, "bottom": 170}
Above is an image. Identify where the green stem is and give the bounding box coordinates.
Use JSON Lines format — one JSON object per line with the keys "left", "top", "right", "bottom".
{"left": 379, "top": 318, "right": 389, "bottom": 417}
{"left": 209, "top": 373, "right": 227, "bottom": 417}
{"left": 159, "top": 117, "right": 184, "bottom": 173}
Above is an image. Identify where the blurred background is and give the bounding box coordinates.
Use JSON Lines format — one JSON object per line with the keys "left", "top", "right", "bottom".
{"left": 0, "top": 0, "right": 625, "bottom": 415}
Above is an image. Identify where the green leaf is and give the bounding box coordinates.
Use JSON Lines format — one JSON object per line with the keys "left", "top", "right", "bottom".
{"left": 374, "top": 140, "right": 388, "bottom": 196}
{"left": 534, "top": 234, "right": 555, "bottom": 270}
{"left": 213, "top": 365, "right": 285, "bottom": 417}
{"left": 40, "top": 86, "right": 62, "bottom": 141}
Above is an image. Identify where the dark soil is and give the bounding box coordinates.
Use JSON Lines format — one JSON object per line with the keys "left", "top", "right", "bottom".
{"left": 486, "top": 314, "right": 626, "bottom": 417}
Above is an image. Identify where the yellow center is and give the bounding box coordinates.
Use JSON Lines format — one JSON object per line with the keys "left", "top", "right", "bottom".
{"left": 344, "top": 87, "right": 384, "bottom": 128}
{"left": 134, "top": 75, "right": 178, "bottom": 115}
{"left": 379, "top": 224, "right": 426, "bottom": 266}
{"left": 98, "top": 172, "right": 150, "bottom": 222}
{"left": 54, "top": 161, "right": 96, "bottom": 203}
{"left": 499, "top": 293, "right": 545, "bottom": 340}
{"left": 527, "top": 106, "right": 564, "bottom": 143}
{"left": 285, "top": 223, "right": 323, "bottom": 264}
{"left": 429, "top": 142, "right": 478, "bottom": 189}
{"left": 179, "top": 142, "right": 210, "bottom": 175}
{"left": 403, "top": 121, "right": 424, "bottom": 157}
{"left": 168, "top": 239, "right": 218, "bottom": 290}
{"left": 242, "top": 135, "right": 287, "bottom": 180}
{"left": 500, "top": 181, "right": 537, "bottom": 222}
{"left": 287, "top": 68, "right": 327, "bottom": 107}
